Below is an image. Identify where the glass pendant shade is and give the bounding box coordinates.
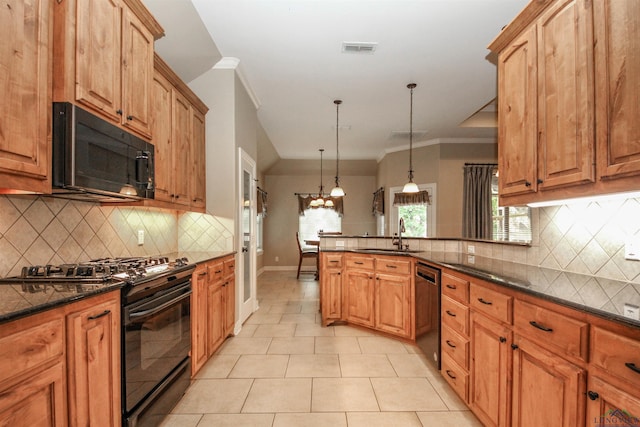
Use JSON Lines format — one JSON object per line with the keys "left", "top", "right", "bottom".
{"left": 330, "top": 185, "right": 345, "bottom": 197}
{"left": 324, "top": 199, "right": 334, "bottom": 207}
{"left": 402, "top": 181, "right": 419, "bottom": 193}
{"left": 119, "top": 184, "right": 137, "bottom": 196}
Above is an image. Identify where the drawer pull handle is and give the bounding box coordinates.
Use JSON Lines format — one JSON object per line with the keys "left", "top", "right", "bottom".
{"left": 477, "top": 298, "right": 492, "bottom": 305}
{"left": 330, "top": 260, "right": 339, "bottom": 263}
{"left": 529, "top": 321, "right": 553, "bottom": 332}
{"left": 215, "top": 270, "right": 222, "bottom": 274}
{"left": 445, "top": 310, "right": 456, "bottom": 317}
{"left": 88, "top": 310, "right": 111, "bottom": 320}
{"left": 446, "top": 340, "right": 456, "bottom": 348}
{"left": 445, "top": 370, "right": 456, "bottom": 380}
{"left": 355, "top": 261, "right": 364, "bottom": 265}
{"left": 625, "top": 362, "right": 640, "bottom": 375}
{"left": 386, "top": 265, "right": 397, "bottom": 268}
{"left": 197, "top": 271, "right": 207, "bottom": 277}
{"left": 446, "top": 284, "right": 457, "bottom": 290}
{"left": 587, "top": 391, "right": 599, "bottom": 401}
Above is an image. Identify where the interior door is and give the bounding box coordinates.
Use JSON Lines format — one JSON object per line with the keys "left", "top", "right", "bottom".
{"left": 239, "top": 149, "right": 258, "bottom": 324}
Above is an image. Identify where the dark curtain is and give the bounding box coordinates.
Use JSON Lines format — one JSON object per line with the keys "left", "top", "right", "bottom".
{"left": 462, "top": 164, "right": 495, "bottom": 239}
{"left": 297, "top": 195, "right": 344, "bottom": 217}
{"left": 372, "top": 187, "right": 384, "bottom": 216}
{"left": 393, "top": 190, "right": 430, "bottom": 206}
{"left": 257, "top": 187, "right": 268, "bottom": 216}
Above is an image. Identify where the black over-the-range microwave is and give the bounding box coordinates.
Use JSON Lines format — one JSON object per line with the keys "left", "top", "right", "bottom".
{"left": 52, "top": 102, "right": 155, "bottom": 202}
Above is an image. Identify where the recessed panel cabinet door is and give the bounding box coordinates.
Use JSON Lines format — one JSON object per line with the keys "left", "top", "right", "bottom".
{"left": 191, "top": 109, "right": 206, "bottom": 209}
{"left": 151, "top": 70, "right": 173, "bottom": 203}
{"left": 497, "top": 26, "right": 538, "bottom": 198}
{"left": 537, "top": 0, "right": 595, "bottom": 190}
{"left": 172, "top": 91, "right": 192, "bottom": 206}
{"left": 345, "top": 270, "right": 375, "bottom": 328}
{"left": 595, "top": 0, "right": 640, "bottom": 180}
{"left": 0, "top": 0, "right": 51, "bottom": 192}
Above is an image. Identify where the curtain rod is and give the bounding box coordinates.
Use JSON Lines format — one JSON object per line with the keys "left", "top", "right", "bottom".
{"left": 464, "top": 163, "right": 497, "bottom": 166}
{"left": 373, "top": 187, "right": 384, "bottom": 194}
{"left": 257, "top": 186, "right": 267, "bottom": 194}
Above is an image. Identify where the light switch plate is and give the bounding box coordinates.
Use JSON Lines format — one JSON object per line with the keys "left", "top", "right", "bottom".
{"left": 624, "top": 304, "right": 640, "bottom": 320}
{"left": 335, "top": 240, "right": 345, "bottom": 247}
{"left": 137, "top": 230, "right": 144, "bottom": 245}
{"left": 625, "top": 238, "right": 640, "bottom": 261}
{"left": 468, "top": 245, "right": 475, "bottom": 254}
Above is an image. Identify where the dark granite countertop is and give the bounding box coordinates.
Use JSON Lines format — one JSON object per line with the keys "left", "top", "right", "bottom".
{"left": 0, "top": 251, "right": 236, "bottom": 325}
{"left": 323, "top": 248, "right": 640, "bottom": 330}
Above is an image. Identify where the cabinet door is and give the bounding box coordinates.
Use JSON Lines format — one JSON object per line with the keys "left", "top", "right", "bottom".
{"left": 375, "top": 273, "right": 412, "bottom": 338}
{"left": 511, "top": 336, "right": 586, "bottom": 427}
{"left": 595, "top": 0, "right": 640, "bottom": 180}
{"left": 345, "top": 270, "right": 375, "bottom": 328}
{"left": 497, "top": 25, "right": 538, "bottom": 198}
{"left": 537, "top": 0, "right": 595, "bottom": 190}
{"left": 470, "top": 312, "right": 512, "bottom": 427}
{"left": 0, "top": 362, "right": 67, "bottom": 427}
{"left": 66, "top": 294, "right": 121, "bottom": 427}
{"left": 586, "top": 376, "right": 640, "bottom": 427}
{"left": 207, "top": 283, "right": 225, "bottom": 356}
{"left": 121, "top": 6, "right": 153, "bottom": 138}
{"left": 190, "top": 108, "right": 206, "bottom": 210}
{"left": 321, "top": 269, "right": 343, "bottom": 325}
{"left": 223, "top": 275, "right": 235, "bottom": 338}
{"left": 172, "top": 90, "right": 192, "bottom": 206}
{"left": 151, "top": 70, "right": 173, "bottom": 203}
{"left": 75, "top": 0, "right": 122, "bottom": 122}
{"left": 191, "top": 266, "right": 208, "bottom": 376}
{"left": 0, "top": 0, "right": 51, "bottom": 192}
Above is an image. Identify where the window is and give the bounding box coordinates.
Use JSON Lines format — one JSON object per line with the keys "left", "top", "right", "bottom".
{"left": 388, "top": 184, "right": 437, "bottom": 237}
{"left": 298, "top": 208, "right": 341, "bottom": 246}
{"left": 491, "top": 173, "right": 532, "bottom": 242}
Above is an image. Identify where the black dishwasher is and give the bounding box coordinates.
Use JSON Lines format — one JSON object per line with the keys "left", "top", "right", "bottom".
{"left": 415, "top": 262, "right": 441, "bottom": 370}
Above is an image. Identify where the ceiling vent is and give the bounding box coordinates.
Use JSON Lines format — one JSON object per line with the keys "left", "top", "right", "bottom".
{"left": 342, "top": 42, "right": 378, "bottom": 54}
{"left": 390, "top": 130, "right": 429, "bottom": 140}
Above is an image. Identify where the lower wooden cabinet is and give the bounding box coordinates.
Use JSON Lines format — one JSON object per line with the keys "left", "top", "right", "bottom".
{"left": 586, "top": 376, "right": 640, "bottom": 427}
{"left": 0, "top": 290, "right": 121, "bottom": 427}
{"left": 191, "top": 255, "right": 236, "bottom": 376}
{"left": 66, "top": 291, "right": 121, "bottom": 427}
{"left": 470, "top": 312, "right": 512, "bottom": 427}
{"left": 375, "top": 272, "right": 412, "bottom": 338}
{"left": 345, "top": 269, "right": 375, "bottom": 328}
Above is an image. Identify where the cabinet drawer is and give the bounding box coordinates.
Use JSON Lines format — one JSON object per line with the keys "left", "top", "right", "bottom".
{"left": 441, "top": 323, "right": 469, "bottom": 370}
{"left": 207, "top": 261, "right": 224, "bottom": 282}
{"left": 223, "top": 257, "right": 235, "bottom": 276}
{"left": 441, "top": 352, "right": 468, "bottom": 403}
{"left": 591, "top": 326, "right": 640, "bottom": 387}
{"left": 442, "top": 295, "right": 469, "bottom": 336}
{"left": 345, "top": 255, "right": 374, "bottom": 270}
{"left": 514, "top": 299, "right": 589, "bottom": 360}
{"left": 442, "top": 272, "right": 469, "bottom": 304}
{"left": 0, "top": 314, "right": 64, "bottom": 383}
{"left": 324, "top": 253, "right": 343, "bottom": 269}
{"left": 470, "top": 282, "right": 512, "bottom": 324}
{"left": 375, "top": 257, "right": 411, "bottom": 275}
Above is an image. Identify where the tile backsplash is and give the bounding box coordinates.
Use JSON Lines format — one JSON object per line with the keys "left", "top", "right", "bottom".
{"left": 0, "top": 195, "right": 233, "bottom": 278}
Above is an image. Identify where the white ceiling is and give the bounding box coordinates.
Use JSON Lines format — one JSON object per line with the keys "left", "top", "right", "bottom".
{"left": 144, "top": 0, "right": 528, "bottom": 161}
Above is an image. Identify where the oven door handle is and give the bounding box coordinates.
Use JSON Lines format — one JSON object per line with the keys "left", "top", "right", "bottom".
{"left": 128, "top": 290, "right": 192, "bottom": 320}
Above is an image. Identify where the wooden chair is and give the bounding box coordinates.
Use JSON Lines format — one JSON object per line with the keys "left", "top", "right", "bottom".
{"left": 296, "top": 232, "right": 319, "bottom": 279}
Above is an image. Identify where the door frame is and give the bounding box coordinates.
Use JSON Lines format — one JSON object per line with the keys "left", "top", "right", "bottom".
{"left": 237, "top": 148, "right": 258, "bottom": 327}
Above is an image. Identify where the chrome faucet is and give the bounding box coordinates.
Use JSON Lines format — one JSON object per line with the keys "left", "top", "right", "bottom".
{"left": 393, "top": 217, "right": 408, "bottom": 250}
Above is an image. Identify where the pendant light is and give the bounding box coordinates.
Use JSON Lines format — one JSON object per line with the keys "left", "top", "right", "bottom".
{"left": 330, "top": 99, "right": 345, "bottom": 197}
{"left": 402, "top": 83, "right": 419, "bottom": 193}
{"left": 314, "top": 149, "right": 326, "bottom": 207}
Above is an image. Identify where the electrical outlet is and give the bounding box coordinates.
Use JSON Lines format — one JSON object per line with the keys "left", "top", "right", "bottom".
{"left": 275, "top": 256, "right": 279, "bottom": 262}
{"left": 625, "top": 238, "right": 640, "bottom": 261}
{"left": 468, "top": 245, "right": 475, "bottom": 254}
{"left": 468, "top": 255, "right": 475, "bottom": 264}
{"left": 624, "top": 304, "right": 640, "bottom": 320}
{"left": 137, "top": 230, "right": 144, "bottom": 245}
{"left": 335, "top": 240, "right": 345, "bottom": 247}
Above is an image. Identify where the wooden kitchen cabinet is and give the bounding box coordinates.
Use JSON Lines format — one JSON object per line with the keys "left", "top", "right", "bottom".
{"left": 66, "top": 291, "right": 121, "bottom": 427}
{"left": 53, "top": 0, "right": 163, "bottom": 139}
{"left": 344, "top": 254, "right": 376, "bottom": 328}
{"left": 490, "top": 0, "right": 640, "bottom": 205}
{"left": 0, "top": 0, "right": 52, "bottom": 194}
{"left": 375, "top": 256, "right": 414, "bottom": 339}
{"left": 511, "top": 336, "right": 586, "bottom": 427}
{"left": 151, "top": 55, "right": 208, "bottom": 212}
{"left": 191, "top": 255, "right": 236, "bottom": 376}
{"left": 470, "top": 311, "right": 512, "bottom": 427}
{"left": 191, "top": 265, "right": 209, "bottom": 376}
{"left": 320, "top": 253, "right": 343, "bottom": 326}
{"left": 586, "top": 376, "right": 640, "bottom": 427}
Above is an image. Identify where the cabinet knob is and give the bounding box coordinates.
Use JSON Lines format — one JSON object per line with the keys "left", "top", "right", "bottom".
{"left": 587, "top": 391, "right": 599, "bottom": 401}
{"left": 116, "top": 109, "right": 123, "bottom": 115}
{"left": 127, "top": 115, "right": 133, "bottom": 121}
{"left": 511, "top": 343, "right": 519, "bottom": 350}
{"left": 537, "top": 179, "right": 543, "bottom": 184}
{"left": 525, "top": 181, "right": 532, "bottom": 187}
{"left": 499, "top": 336, "right": 507, "bottom": 343}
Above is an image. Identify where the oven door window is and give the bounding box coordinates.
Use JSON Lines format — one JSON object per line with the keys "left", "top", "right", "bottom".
{"left": 124, "top": 287, "right": 191, "bottom": 412}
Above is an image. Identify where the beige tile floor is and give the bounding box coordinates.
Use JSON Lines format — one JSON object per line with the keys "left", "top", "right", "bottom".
{"left": 161, "top": 271, "right": 483, "bottom": 427}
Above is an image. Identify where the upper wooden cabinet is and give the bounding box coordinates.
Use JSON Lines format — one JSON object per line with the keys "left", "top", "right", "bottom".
{"left": 53, "top": 0, "right": 163, "bottom": 140}
{"left": 0, "top": 0, "right": 52, "bottom": 194}
{"left": 490, "top": 0, "right": 640, "bottom": 205}
{"left": 151, "top": 55, "right": 208, "bottom": 212}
